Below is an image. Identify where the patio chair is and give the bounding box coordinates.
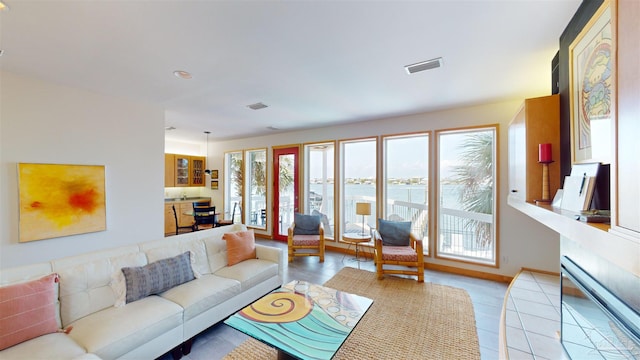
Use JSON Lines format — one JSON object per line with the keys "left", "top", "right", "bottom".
{"left": 374, "top": 219, "right": 424, "bottom": 282}
{"left": 287, "top": 213, "right": 325, "bottom": 263}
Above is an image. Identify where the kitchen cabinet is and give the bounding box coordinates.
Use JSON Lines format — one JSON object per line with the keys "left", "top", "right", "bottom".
{"left": 508, "top": 95, "right": 560, "bottom": 203}
{"left": 190, "top": 156, "right": 205, "bottom": 186}
{"left": 165, "top": 154, "right": 206, "bottom": 187}
{"left": 164, "top": 199, "right": 210, "bottom": 236}
{"left": 175, "top": 155, "right": 190, "bottom": 186}
{"left": 164, "top": 203, "right": 176, "bottom": 235}
{"left": 165, "top": 154, "right": 176, "bottom": 187}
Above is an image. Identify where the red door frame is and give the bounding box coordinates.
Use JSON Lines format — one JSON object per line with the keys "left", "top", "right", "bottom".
{"left": 272, "top": 146, "right": 300, "bottom": 241}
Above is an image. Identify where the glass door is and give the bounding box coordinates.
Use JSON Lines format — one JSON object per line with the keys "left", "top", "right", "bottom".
{"left": 273, "top": 146, "right": 299, "bottom": 241}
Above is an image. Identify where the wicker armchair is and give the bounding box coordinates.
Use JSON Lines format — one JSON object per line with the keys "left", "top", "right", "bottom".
{"left": 373, "top": 222, "right": 424, "bottom": 282}
{"left": 287, "top": 214, "right": 325, "bottom": 263}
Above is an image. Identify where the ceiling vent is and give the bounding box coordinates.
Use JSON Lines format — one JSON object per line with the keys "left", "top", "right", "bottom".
{"left": 247, "top": 102, "right": 268, "bottom": 110}
{"left": 404, "top": 57, "right": 443, "bottom": 74}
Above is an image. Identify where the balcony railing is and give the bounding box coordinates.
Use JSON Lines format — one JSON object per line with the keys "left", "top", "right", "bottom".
{"left": 274, "top": 195, "right": 494, "bottom": 263}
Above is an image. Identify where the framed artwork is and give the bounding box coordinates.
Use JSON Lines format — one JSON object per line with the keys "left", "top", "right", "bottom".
{"left": 211, "top": 180, "right": 219, "bottom": 190}
{"left": 18, "top": 163, "right": 106, "bottom": 242}
{"left": 569, "top": 0, "right": 613, "bottom": 164}
{"left": 211, "top": 170, "right": 219, "bottom": 179}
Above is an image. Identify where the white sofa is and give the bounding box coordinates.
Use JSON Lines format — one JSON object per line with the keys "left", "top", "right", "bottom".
{"left": 0, "top": 224, "right": 284, "bottom": 360}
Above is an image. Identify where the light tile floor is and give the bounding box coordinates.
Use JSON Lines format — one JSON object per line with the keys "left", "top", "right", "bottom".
{"left": 158, "top": 239, "right": 508, "bottom": 360}
{"left": 504, "top": 270, "right": 569, "bottom": 360}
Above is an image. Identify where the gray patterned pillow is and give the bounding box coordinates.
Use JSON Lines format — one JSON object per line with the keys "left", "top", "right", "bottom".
{"left": 121, "top": 251, "right": 194, "bottom": 304}
{"left": 378, "top": 219, "right": 411, "bottom": 246}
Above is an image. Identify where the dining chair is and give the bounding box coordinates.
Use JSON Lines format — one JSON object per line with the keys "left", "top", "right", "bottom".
{"left": 193, "top": 205, "right": 216, "bottom": 230}
{"left": 172, "top": 205, "right": 195, "bottom": 235}
{"left": 217, "top": 202, "right": 237, "bottom": 227}
{"left": 192, "top": 200, "right": 211, "bottom": 208}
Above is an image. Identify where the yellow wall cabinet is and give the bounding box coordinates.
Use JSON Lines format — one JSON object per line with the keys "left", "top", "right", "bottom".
{"left": 508, "top": 95, "right": 560, "bottom": 203}
{"left": 165, "top": 154, "right": 206, "bottom": 187}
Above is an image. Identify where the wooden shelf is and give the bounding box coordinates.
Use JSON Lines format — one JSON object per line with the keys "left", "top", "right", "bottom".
{"left": 508, "top": 195, "right": 611, "bottom": 238}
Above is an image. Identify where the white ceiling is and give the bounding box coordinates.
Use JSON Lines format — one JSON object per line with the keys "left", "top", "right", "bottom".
{"left": 0, "top": 0, "right": 581, "bottom": 143}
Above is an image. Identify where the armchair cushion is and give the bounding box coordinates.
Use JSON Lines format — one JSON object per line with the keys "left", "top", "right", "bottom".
{"left": 378, "top": 219, "right": 411, "bottom": 246}
{"left": 293, "top": 213, "right": 321, "bottom": 235}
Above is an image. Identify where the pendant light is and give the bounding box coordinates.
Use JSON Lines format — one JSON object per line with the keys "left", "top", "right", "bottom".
{"left": 204, "top": 131, "right": 211, "bottom": 175}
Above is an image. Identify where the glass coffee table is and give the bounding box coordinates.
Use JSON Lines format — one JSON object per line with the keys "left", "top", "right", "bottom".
{"left": 224, "top": 280, "right": 373, "bottom": 360}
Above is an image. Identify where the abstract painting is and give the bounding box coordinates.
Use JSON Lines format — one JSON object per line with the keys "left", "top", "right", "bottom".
{"left": 18, "top": 163, "right": 106, "bottom": 242}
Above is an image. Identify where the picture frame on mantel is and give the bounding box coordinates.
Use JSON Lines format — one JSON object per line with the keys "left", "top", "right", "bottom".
{"left": 569, "top": 0, "right": 613, "bottom": 164}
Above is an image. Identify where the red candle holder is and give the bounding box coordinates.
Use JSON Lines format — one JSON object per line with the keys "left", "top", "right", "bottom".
{"left": 536, "top": 143, "right": 553, "bottom": 205}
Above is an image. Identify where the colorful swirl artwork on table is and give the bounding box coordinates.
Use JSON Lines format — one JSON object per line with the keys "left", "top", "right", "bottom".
{"left": 225, "top": 281, "right": 373, "bottom": 360}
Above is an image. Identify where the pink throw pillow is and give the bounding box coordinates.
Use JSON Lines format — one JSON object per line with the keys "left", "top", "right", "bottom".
{"left": 0, "top": 273, "right": 60, "bottom": 350}
{"left": 222, "top": 230, "right": 257, "bottom": 266}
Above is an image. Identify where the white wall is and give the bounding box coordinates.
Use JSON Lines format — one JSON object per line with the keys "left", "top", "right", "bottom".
{"left": 208, "top": 100, "right": 561, "bottom": 277}
{"left": 0, "top": 72, "right": 165, "bottom": 269}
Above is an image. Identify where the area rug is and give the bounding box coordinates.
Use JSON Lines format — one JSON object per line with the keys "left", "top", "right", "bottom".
{"left": 223, "top": 267, "right": 480, "bottom": 360}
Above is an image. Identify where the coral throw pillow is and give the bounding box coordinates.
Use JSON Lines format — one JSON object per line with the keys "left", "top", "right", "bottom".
{"left": 0, "top": 273, "right": 60, "bottom": 350}
{"left": 223, "top": 230, "right": 257, "bottom": 266}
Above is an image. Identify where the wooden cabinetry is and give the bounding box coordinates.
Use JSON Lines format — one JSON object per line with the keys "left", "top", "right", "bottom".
{"left": 164, "top": 154, "right": 206, "bottom": 187}
{"left": 508, "top": 95, "right": 560, "bottom": 203}
{"left": 164, "top": 203, "right": 176, "bottom": 235}
{"left": 175, "top": 155, "right": 190, "bottom": 186}
{"left": 190, "top": 156, "right": 205, "bottom": 186}
{"left": 165, "top": 154, "right": 176, "bottom": 187}
{"left": 612, "top": 0, "right": 640, "bottom": 237}
{"left": 164, "top": 200, "right": 209, "bottom": 236}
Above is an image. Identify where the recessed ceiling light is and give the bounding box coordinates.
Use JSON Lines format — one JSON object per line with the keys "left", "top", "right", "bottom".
{"left": 173, "top": 70, "right": 192, "bottom": 80}
{"left": 0, "top": 1, "right": 9, "bottom": 11}
{"left": 404, "top": 57, "right": 443, "bottom": 74}
{"left": 247, "top": 102, "right": 268, "bottom": 110}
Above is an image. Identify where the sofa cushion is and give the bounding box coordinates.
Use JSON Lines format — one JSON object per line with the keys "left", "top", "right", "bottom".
{"left": 0, "top": 332, "right": 88, "bottom": 360}
{"left": 202, "top": 224, "right": 247, "bottom": 273}
{"left": 159, "top": 274, "right": 241, "bottom": 322}
{"left": 378, "top": 219, "right": 411, "bottom": 246}
{"left": 293, "top": 213, "right": 321, "bottom": 235}
{"left": 66, "top": 295, "right": 182, "bottom": 359}
{"left": 214, "top": 259, "right": 279, "bottom": 292}
{"left": 55, "top": 251, "right": 146, "bottom": 327}
{"left": 0, "top": 273, "right": 60, "bottom": 350}
{"left": 141, "top": 236, "right": 210, "bottom": 276}
{"left": 222, "top": 230, "right": 256, "bottom": 266}
{"left": 122, "top": 252, "right": 194, "bottom": 304}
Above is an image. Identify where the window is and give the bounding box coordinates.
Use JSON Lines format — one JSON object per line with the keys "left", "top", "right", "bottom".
{"left": 245, "top": 148, "right": 267, "bottom": 229}
{"left": 382, "top": 133, "right": 430, "bottom": 252}
{"left": 304, "top": 142, "right": 335, "bottom": 239}
{"left": 436, "top": 126, "right": 497, "bottom": 265}
{"left": 224, "top": 151, "right": 243, "bottom": 223}
{"left": 340, "top": 138, "right": 377, "bottom": 237}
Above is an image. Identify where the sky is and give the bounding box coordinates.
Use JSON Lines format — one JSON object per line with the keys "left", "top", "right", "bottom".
{"left": 308, "top": 131, "right": 477, "bottom": 180}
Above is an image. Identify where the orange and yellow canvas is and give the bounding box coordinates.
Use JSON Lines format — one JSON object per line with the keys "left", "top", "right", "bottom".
{"left": 18, "top": 163, "right": 106, "bottom": 242}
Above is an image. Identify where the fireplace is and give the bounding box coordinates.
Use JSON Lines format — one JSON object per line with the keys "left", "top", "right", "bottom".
{"left": 561, "top": 256, "right": 640, "bottom": 359}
